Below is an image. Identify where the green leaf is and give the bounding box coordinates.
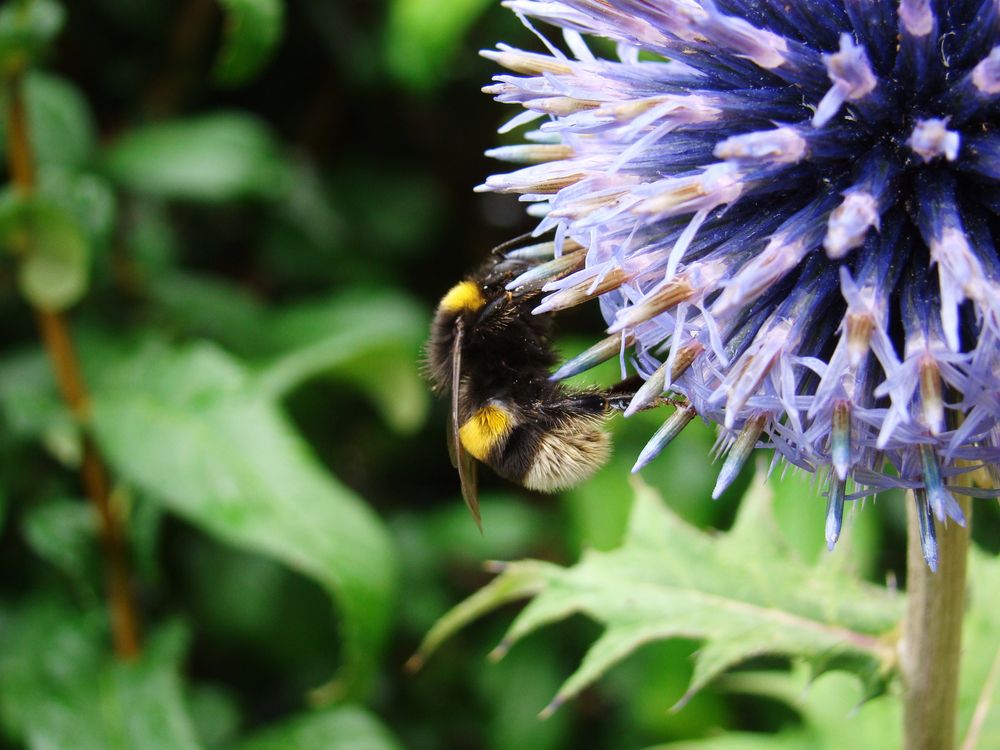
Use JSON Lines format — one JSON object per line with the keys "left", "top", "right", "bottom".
{"left": 383, "top": 0, "right": 493, "bottom": 90}
{"left": 649, "top": 544, "right": 1000, "bottom": 750}
{"left": 958, "top": 547, "right": 1000, "bottom": 750}
{"left": 21, "top": 497, "right": 99, "bottom": 589}
{"left": 0, "top": 345, "right": 78, "bottom": 464}
{"left": 213, "top": 0, "right": 284, "bottom": 86}
{"left": 645, "top": 667, "right": 901, "bottom": 750}
{"left": 37, "top": 166, "right": 116, "bottom": 249}
{"left": 0, "top": 196, "right": 90, "bottom": 311}
{"left": 0, "top": 0, "right": 64, "bottom": 75}
{"left": 103, "top": 113, "right": 291, "bottom": 202}
{"left": 413, "top": 472, "right": 903, "bottom": 713}
{"left": 89, "top": 340, "right": 398, "bottom": 693}
{"left": 151, "top": 274, "right": 431, "bottom": 434}
{"left": 17, "top": 209, "right": 89, "bottom": 311}
{"left": 233, "top": 705, "right": 403, "bottom": 750}
{"left": 256, "top": 290, "right": 430, "bottom": 433}
{"left": 186, "top": 683, "right": 242, "bottom": 748}
{"left": 148, "top": 272, "right": 266, "bottom": 352}
{"left": 0, "top": 599, "right": 202, "bottom": 749}
{"left": 0, "top": 73, "right": 96, "bottom": 169}
{"left": 23, "top": 72, "right": 97, "bottom": 168}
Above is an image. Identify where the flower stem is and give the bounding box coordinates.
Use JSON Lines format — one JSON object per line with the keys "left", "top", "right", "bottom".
{"left": 4, "top": 68, "right": 141, "bottom": 659}
{"left": 902, "top": 492, "right": 972, "bottom": 750}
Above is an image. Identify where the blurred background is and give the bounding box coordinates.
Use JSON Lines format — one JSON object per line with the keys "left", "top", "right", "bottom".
{"left": 3, "top": 1, "right": 990, "bottom": 749}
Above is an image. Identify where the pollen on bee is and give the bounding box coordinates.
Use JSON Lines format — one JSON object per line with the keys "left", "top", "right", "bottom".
{"left": 438, "top": 281, "right": 486, "bottom": 313}
{"left": 459, "top": 404, "right": 513, "bottom": 461}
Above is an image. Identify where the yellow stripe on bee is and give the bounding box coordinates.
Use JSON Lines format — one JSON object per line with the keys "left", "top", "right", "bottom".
{"left": 439, "top": 281, "right": 485, "bottom": 313}
{"left": 459, "top": 404, "right": 513, "bottom": 461}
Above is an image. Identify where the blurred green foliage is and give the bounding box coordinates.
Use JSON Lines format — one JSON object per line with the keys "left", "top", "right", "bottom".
{"left": 0, "top": 1, "right": 996, "bottom": 750}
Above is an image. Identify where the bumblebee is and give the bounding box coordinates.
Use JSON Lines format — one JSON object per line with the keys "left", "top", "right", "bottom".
{"left": 426, "top": 251, "right": 635, "bottom": 528}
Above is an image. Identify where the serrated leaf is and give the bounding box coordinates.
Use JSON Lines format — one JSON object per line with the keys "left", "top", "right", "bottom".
{"left": 233, "top": 705, "right": 402, "bottom": 750}
{"left": 0, "top": 0, "right": 64, "bottom": 75}
{"left": 213, "top": 0, "right": 284, "bottom": 86}
{"left": 0, "top": 599, "right": 202, "bottom": 749}
{"left": 89, "top": 340, "right": 398, "bottom": 694}
{"left": 103, "top": 113, "right": 291, "bottom": 202}
{"left": 413, "top": 473, "right": 903, "bottom": 714}
{"left": 651, "top": 545, "right": 1000, "bottom": 750}
{"left": 646, "top": 667, "right": 901, "bottom": 750}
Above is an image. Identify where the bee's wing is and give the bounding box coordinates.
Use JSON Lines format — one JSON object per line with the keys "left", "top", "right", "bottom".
{"left": 450, "top": 319, "right": 482, "bottom": 531}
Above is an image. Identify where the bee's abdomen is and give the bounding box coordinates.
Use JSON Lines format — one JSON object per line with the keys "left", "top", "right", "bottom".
{"left": 490, "top": 414, "right": 611, "bottom": 493}
{"left": 458, "top": 403, "right": 514, "bottom": 461}
{"left": 520, "top": 422, "right": 611, "bottom": 492}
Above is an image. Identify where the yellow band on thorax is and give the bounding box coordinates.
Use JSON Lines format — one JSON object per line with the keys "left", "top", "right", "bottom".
{"left": 459, "top": 404, "right": 513, "bottom": 461}
{"left": 439, "top": 281, "right": 485, "bottom": 313}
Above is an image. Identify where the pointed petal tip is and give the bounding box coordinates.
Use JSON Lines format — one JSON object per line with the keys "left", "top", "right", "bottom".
{"left": 488, "top": 638, "right": 513, "bottom": 662}
{"left": 539, "top": 695, "right": 564, "bottom": 720}
{"left": 711, "top": 474, "right": 729, "bottom": 500}
{"left": 404, "top": 653, "right": 425, "bottom": 673}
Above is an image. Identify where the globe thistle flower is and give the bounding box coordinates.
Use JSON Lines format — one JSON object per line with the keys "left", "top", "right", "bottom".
{"left": 479, "top": 0, "right": 1000, "bottom": 569}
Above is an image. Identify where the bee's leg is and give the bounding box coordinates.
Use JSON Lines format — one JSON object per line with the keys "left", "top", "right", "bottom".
{"left": 604, "top": 375, "right": 643, "bottom": 412}
{"left": 548, "top": 392, "right": 608, "bottom": 416}
{"left": 604, "top": 375, "right": 688, "bottom": 413}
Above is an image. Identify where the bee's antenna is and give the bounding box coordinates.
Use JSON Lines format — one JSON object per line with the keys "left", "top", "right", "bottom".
{"left": 490, "top": 231, "right": 538, "bottom": 256}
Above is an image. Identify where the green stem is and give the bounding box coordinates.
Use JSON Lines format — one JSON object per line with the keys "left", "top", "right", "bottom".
{"left": 901, "top": 492, "right": 972, "bottom": 750}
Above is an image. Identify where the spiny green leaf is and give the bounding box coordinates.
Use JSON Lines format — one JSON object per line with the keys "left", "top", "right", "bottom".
{"left": 414, "top": 473, "right": 903, "bottom": 714}
{"left": 233, "top": 705, "right": 402, "bottom": 750}
{"left": 213, "top": 0, "right": 284, "bottom": 86}
{"left": 406, "top": 561, "right": 548, "bottom": 672}
{"left": 650, "top": 545, "right": 1000, "bottom": 750}
{"left": 646, "top": 667, "right": 901, "bottom": 750}
{"left": 89, "top": 340, "right": 398, "bottom": 694}
{"left": 103, "top": 112, "right": 291, "bottom": 202}
{"left": 0, "top": 599, "right": 202, "bottom": 749}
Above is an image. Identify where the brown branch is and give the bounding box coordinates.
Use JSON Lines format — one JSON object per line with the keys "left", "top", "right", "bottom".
{"left": 5, "top": 69, "right": 141, "bottom": 659}
{"left": 143, "top": 0, "right": 217, "bottom": 118}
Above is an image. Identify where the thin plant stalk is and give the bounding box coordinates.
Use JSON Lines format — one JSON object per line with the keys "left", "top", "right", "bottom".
{"left": 4, "top": 68, "right": 141, "bottom": 659}
{"left": 902, "top": 492, "right": 972, "bottom": 750}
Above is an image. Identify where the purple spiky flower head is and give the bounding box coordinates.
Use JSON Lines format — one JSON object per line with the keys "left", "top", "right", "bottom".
{"left": 478, "top": 0, "right": 1000, "bottom": 569}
